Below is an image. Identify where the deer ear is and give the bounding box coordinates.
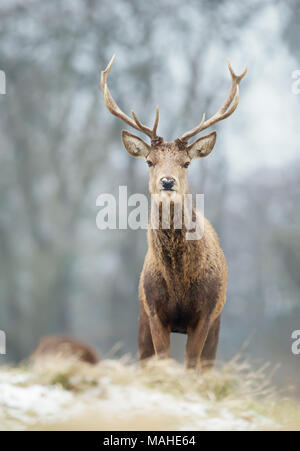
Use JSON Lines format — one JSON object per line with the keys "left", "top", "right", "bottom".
{"left": 187, "top": 131, "right": 217, "bottom": 159}
{"left": 122, "top": 130, "right": 151, "bottom": 158}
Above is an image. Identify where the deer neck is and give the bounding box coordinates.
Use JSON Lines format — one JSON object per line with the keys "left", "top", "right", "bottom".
{"left": 149, "top": 197, "right": 205, "bottom": 278}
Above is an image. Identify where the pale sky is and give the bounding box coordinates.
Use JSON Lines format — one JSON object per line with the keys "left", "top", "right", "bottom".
{"left": 221, "top": 4, "right": 300, "bottom": 179}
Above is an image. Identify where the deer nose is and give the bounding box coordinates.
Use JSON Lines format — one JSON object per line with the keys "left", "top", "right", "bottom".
{"left": 161, "top": 177, "right": 175, "bottom": 190}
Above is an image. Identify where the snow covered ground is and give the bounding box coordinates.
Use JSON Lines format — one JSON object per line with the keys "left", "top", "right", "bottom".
{"left": 0, "top": 357, "right": 293, "bottom": 431}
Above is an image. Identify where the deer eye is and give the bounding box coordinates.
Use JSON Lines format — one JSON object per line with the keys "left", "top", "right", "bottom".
{"left": 183, "top": 162, "right": 190, "bottom": 168}
{"left": 146, "top": 160, "right": 154, "bottom": 167}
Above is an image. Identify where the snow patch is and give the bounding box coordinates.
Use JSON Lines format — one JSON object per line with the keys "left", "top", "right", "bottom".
{"left": 0, "top": 369, "right": 278, "bottom": 431}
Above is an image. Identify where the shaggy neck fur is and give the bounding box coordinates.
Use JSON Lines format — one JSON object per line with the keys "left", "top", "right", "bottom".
{"left": 149, "top": 199, "right": 206, "bottom": 284}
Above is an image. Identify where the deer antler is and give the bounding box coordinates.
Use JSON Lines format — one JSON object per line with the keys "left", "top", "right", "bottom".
{"left": 179, "top": 60, "right": 247, "bottom": 143}
{"left": 101, "top": 55, "right": 160, "bottom": 141}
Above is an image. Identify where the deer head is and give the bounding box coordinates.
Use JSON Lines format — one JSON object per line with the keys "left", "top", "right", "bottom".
{"left": 101, "top": 55, "right": 247, "bottom": 201}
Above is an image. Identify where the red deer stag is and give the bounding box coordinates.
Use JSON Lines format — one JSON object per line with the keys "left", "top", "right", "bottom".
{"left": 100, "top": 56, "right": 247, "bottom": 371}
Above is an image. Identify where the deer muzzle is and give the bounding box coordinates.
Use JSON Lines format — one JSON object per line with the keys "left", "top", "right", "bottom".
{"left": 161, "top": 177, "right": 176, "bottom": 191}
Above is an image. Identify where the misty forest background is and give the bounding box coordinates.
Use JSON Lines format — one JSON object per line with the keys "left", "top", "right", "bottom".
{"left": 0, "top": 0, "right": 300, "bottom": 394}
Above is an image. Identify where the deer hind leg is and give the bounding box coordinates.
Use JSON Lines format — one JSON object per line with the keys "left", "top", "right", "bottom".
{"left": 200, "top": 316, "right": 221, "bottom": 372}
{"left": 185, "top": 315, "right": 210, "bottom": 371}
{"left": 138, "top": 303, "right": 155, "bottom": 361}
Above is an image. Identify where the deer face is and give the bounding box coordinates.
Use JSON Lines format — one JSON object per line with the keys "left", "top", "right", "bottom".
{"left": 101, "top": 55, "right": 246, "bottom": 200}
{"left": 122, "top": 130, "right": 217, "bottom": 200}
{"left": 146, "top": 144, "right": 190, "bottom": 198}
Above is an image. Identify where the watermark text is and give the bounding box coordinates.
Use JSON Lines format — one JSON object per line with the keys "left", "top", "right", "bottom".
{"left": 0, "top": 330, "right": 6, "bottom": 355}
{"left": 291, "top": 330, "right": 300, "bottom": 355}
{"left": 0, "top": 70, "right": 6, "bottom": 94}
{"left": 291, "top": 70, "right": 300, "bottom": 95}
{"left": 96, "top": 187, "right": 205, "bottom": 240}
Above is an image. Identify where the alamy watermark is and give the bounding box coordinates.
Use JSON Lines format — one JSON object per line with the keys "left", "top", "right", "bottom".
{"left": 291, "top": 70, "right": 300, "bottom": 95}
{"left": 0, "top": 70, "right": 6, "bottom": 354}
{"left": 96, "top": 186, "right": 205, "bottom": 240}
{"left": 291, "top": 330, "right": 300, "bottom": 355}
{"left": 0, "top": 330, "right": 6, "bottom": 355}
{"left": 0, "top": 70, "right": 6, "bottom": 94}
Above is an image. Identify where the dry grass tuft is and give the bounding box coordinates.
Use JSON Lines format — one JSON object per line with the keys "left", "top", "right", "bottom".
{"left": 26, "top": 354, "right": 277, "bottom": 404}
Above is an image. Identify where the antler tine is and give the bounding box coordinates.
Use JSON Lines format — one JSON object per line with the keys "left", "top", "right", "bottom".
{"left": 179, "top": 61, "right": 247, "bottom": 142}
{"left": 101, "top": 55, "right": 159, "bottom": 140}
{"left": 101, "top": 55, "right": 146, "bottom": 134}
{"left": 152, "top": 106, "right": 159, "bottom": 136}
{"left": 132, "top": 106, "right": 160, "bottom": 137}
{"left": 178, "top": 113, "right": 206, "bottom": 143}
{"left": 100, "top": 54, "right": 115, "bottom": 93}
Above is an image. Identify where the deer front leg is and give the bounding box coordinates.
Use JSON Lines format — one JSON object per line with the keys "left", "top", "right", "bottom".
{"left": 149, "top": 312, "right": 170, "bottom": 359}
{"left": 138, "top": 303, "right": 155, "bottom": 361}
{"left": 142, "top": 271, "right": 170, "bottom": 359}
{"left": 185, "top": 315, "right": 210, "bottom": 370}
